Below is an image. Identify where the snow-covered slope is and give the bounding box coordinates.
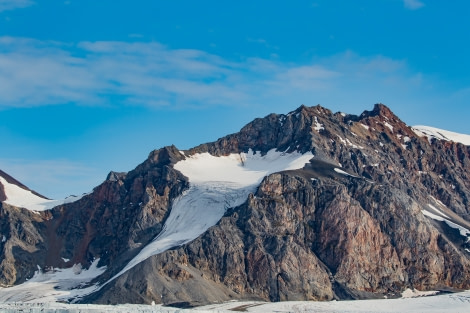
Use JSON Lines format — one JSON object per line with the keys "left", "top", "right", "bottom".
{"left": 0, "top": 259, "right": 106, "bottom": 303}
{"left": 0, "top": 290, "right": 468, "bottom": 312}
{"left": 412, "top": 125, "right": 470, "bottom": 145}
{"left": 0, "top": 176, "right": 83, "bottom": 211}
{"left": 110, "top": 149, "right": 314, "bottom": 282}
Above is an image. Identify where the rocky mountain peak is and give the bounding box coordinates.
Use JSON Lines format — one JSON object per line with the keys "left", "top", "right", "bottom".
{"left": 106, "top": 171, "right": 127, "bottom": 182}
{"left": 358, "top": 103, "right": 396, "bottom": 120}
{"left": 1, "top": 104, "right": 469, "bottom": 306}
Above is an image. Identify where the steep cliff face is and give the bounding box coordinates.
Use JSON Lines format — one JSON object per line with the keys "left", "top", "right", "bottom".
{"left": 0, "top": 202, "right": 47, "bottom": 286}
{"left": 1, "top": 104, "right": 469, "bottom": 305}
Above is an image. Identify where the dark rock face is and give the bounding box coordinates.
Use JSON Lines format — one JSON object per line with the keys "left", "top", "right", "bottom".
{"left": 1, "top": 104, "right": 469, "bottom": 305}
{"left": 44, "top": 145, "right": 188, "bottom": 276}
{"left": 0, "top": 202, "right": 47, "bottom": 286}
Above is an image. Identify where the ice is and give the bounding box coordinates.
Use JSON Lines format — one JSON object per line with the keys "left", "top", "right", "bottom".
{"left": 334, "top": 168, "right": 358, "bottom": 178}
{"left": 427, "top": 204, "right": 449, "bottom": 218}
{"left": 401, "top": 288, "right": 439, "bottom": 298}
{"left": 412, "top": 125, "right": 470, "bottom": 146}
{"left": 0, "top": 259, "right": 106, "bottom": 303}
{"left": 313, "top": 116, "right": 324, "bottom": 132}
{"left": 108, "top": 149, "right": 314, "bottom": 283}
{"left": 422, "top": 209, "right": 470, "bottom": 239}
{"left": 0, "top": 176, "right": 84, "bottom": 211}
{"left": 384, "top": 121, "right": 394, "bottom": 132}
{"left": 196, "top": 290, "right": 470, "bottom": 313}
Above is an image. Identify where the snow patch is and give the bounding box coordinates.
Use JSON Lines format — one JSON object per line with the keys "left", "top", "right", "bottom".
{"left": 0, "top": 177, "right": 84, "bottom": 211}
{"left": 313, "top": 116, "right": 324, "bottom": 132}
{"left": 384, "top": 121, "right": 394, "bottom": 132}
{"left": 337, "top": 135, "right": 347, "bottom": 145}
{"left": 422, "top": 209, "right": 470, "bottom": 240}
{"left": 0, "top": 259, "right": 106, "bottom": 303}
{"left": 334, "top": 168, "right": 358, "bottom": 178}
{"left": 427, "top": 204, "right": 449, "bottom": 219}
{"left": 401, "top": 288, "right": 439, "bottom": 298}
{"left": 412, "top": 125, "right": 470, "bottom": 146}
{"left": 360, "top": 123, "right": 369, "bottom": 130}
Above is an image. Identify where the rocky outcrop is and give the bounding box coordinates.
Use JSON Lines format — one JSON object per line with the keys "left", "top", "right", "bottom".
{"left": 0, "top": 202, "right": 47, "bottom": 286}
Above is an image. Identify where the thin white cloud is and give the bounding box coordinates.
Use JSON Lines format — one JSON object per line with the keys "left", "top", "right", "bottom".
{"left": 0, "top": 36, "right": 429, "bottom": 111}
{"left": 0, "top": 0, "right": 34, "bottom": 12}
{"left": 403, "top": 0, "right": 425, "bottom": 10}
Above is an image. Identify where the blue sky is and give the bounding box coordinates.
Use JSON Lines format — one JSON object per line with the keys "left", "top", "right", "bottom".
{"left": 0, "top": 0, "right": 469, "bottom": 198}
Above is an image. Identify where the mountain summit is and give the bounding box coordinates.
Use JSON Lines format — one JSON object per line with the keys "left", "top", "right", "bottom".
{"left": 0, "top": 104, "right": 469, "bottom": 305}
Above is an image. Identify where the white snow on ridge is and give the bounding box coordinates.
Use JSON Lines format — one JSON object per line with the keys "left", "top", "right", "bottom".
{"left": 334, "top": 168, "right": 359, "bottom": 178}
{"left": 111, "top": 149, "right": 314, "bottom": 282}
{"left": 0, "top": 259, "right": 106, "bottom": 303}
{"left": 384, "top": 121, "right": 394, "bottom": 132}
{"left": 313, "top": 116, "right": 324, "bottom": 132}
{"left": 422, "top": 209, "right": 470, "bottom": 240}
{"left": 0, "top": 176, "right": 83, "bottom": 211}
{"left": 412, "top": 125, "right": 470, "bottom": 146}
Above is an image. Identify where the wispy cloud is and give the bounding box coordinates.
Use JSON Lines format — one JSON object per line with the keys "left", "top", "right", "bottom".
{"left": 0, "top": 36, "right": 428, "bottom": 110}
{"left": 0, "top": 0, "right": 34, "bottom": 12}
{"left": 403, "top": 0, "right": 425, "bottom": 10}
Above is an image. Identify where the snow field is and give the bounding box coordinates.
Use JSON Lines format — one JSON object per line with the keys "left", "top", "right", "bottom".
{"left": 0, "top": 176, "right": 84, "bottom": 211}
{"left": 0, "top": 289, "right": 468, "bottom": 312}
{"left": 110, "top": 149, "right": 314, "bottom": 282}
{"left": 412, "top": 125, "right": 470, "bottom": 146}
{"left": 0, "top": 259, "right": 106, "bottom": 303}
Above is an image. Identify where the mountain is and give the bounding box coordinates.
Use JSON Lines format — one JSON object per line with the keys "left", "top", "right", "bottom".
{"left": 0, "top": 104, "right": 469, "bottom": 306}
{"left": 0, "top": 170, "right": 48, "bottom": 204}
